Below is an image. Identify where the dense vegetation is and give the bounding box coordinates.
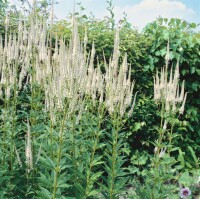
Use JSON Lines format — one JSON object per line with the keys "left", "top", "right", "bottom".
{"left": 0, "top": 0, "right": 199, "bottom": 198}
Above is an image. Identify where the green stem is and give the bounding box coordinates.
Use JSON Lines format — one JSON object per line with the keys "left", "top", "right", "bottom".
{"left": 50, "top": 119, "right": 54, "bottom": 160}
{"left": 72, "top": 118, "right": 76, "bottom": 167}
{"left": 2, "top": 99, "right": 8, "bottom": 165}
{"left": 10, "top": 66, "right": 18, "bottom": 171}
{"left": 169, "top": 123, "right": 175, "bottom": 146}
{"left": 29, "top": 53, "right": 38, "bottom": 196}
{"left": 157, "top": 101, "right": 165, "bottom": 156}
{"left": 160, "top": 100, "right": 165, "bottom": 129}
{"left": 84, "top": 106, "right": 104, "bottom": 197}
{"left": 3, "top": 67, "right": 9, "bottom": 165}
{"left": 109, "top": 113, "right": 121, "bottom": 199}
{"left": 26, "top": 172, "right": 30, "bottom": 199}
{"left": 154, "top": 100, "right": 166, "bottom": 188}
{"left": 52, "top": 108, "right": 68, "bottom": 199}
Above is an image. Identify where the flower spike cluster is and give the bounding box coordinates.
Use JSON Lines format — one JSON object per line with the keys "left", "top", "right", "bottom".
{"left": 153, "top": 43, "right": 187, "bottom": 114}
{"left": 104, "top": 28, "right": 136, "bottom": 117}
{"left": 1, "top": 15, "right": 136, "bottom": 122}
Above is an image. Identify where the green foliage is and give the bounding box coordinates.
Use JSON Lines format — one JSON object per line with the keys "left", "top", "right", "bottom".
{"left": 129, "top": 97, "right": 200, "bottom": 199}
{"left": 0, "top": 2, "right": 199, "bottom": 199}
{"left": 0, "top": 0, "right": 7, "bottom": 34}
{"left": 0, "top": 0, "right": 7, "bottom": 13}
{"left": 101, "top": 116, "right": 129, "bottom": 199}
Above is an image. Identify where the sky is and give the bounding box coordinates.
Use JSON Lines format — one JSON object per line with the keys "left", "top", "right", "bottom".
{"left": 9, "top": 0, "right": 200, "bottom": 30}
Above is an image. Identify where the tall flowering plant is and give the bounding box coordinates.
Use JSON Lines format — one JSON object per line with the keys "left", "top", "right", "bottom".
{"left": 153, "top": 41, "right": 187, "bottom": 154}
{"left": 149, "top": 42, "right": 189, "bottom": 197}
{"left": 131, "top": 42, "right": 190, "bottom": 198}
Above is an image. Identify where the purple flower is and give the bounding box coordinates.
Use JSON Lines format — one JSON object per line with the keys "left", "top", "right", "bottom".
{"left": 180, "top": 187, "right": 191, "bottom": 198}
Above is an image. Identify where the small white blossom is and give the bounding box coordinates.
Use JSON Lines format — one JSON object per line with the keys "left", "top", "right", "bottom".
{"left": 154, "top": 147, "right": 158, "bottom": 154}
{"left": 159, "top": 148, "right": 166, "bottom": 158}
